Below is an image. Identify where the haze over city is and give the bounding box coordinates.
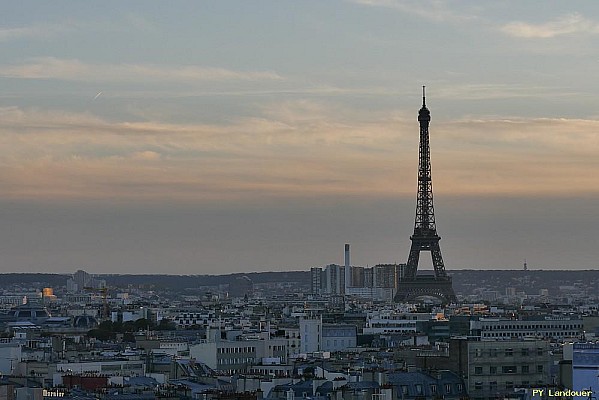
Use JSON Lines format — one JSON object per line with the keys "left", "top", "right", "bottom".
{"left": 1, "top": 1, "right": 598, "bottom": 274}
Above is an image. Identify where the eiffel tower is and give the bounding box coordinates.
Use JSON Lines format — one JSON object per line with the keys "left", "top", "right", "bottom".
{"left": 395, "top": 87, "right": 457, "bottom": 304}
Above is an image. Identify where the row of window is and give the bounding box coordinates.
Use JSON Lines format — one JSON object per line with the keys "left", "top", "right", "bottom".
{"left": 482, "top": 331, "right": 579, "bottom": 338}
{"left": 324, "top": 339, "right": 354, "bottom": 348}
{"left": 100, "top": 363, "right": 143, "bottom": 372}
{"left": 218, "top": 357, "right": 254, "bottom": 365}
{"left": 482, "top": 324, "right": 582, "bottom": 330}
{"left": 369, "top": 322, "right": 416, "bottom": 328}
{"left": 322, "top": 329, "right": 356, "bottom": 337}
{"left": 177, "top": 313, "right": 212, "bottom": 318}
{"left": 473, "top": 347, "right": 544, "bottom": 357}
{"left": 473, "top": 365, "right": 544, "bottom": 375}
{"left": 399, "top": 383, "right": 463, "bottom": 395}
{"left": 217, "top": 346, "right": 256, "bottom": 354}
{"left": 473, "top": 380, "right": 545, "bottom": 391}
{"left": 304, "top": 325, "right": 320, "bottom": 332}
{"left": 376, "top": 315, "right": 419, "bottom": 320}
{"left": 368, "top": 329, "right": 416, "bottom": 334}
{"left": 176, "top": 319, "right": 209, "bottom": 325}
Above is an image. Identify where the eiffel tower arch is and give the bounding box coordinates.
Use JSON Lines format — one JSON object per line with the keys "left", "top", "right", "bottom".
{"left": 395, "top": 87, "right": 457, "bottom": 304}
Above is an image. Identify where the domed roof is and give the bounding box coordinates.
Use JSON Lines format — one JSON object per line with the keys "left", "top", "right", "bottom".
{"left": 73, "top": 315, "right": 98, "bottom": 328}
{"left": 8, "top": 303, "right": 51, "bottom": 321}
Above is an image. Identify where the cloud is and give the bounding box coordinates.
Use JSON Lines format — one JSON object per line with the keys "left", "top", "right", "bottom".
{"left": 434, "top": 83, "right": 566, "bottom": 101}
{"left": 0, "top": 105, "right": 597, "bottom": 203}
{"left": 348, "top": 0, "right": 477, "bottom": 23}
{"left": 129, "top": 151, "right": 162, "bottom": 161}
{"left": 501, "top": 13, "right": 599, "bottom": 38}
{"left": 433, "top": 117, "right": 599, "bottom": 196}
{"left": 0, "top": 23, "right": 70, "bottom": 42}
{"left": 0, "top": 104, "right": 411, "bottom": 201}
{"left": 0, "top": 57, "right": 282, "bottom": 83}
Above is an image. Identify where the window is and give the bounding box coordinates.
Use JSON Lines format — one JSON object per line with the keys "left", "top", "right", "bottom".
{"left": 490, "top": 366, "right": 497, "bottom": 374}
{"left": 101, "top": 364, "right": 122, "bottom": 371}
{"left": 475, "top": 348, "right": 483, "bottom": 357}
{"left": 445, "top": 384, "right": 452, "bottom": 394}
{"left": 415, "top": 384, "right": 423, "bottom": 395}
{"left": 537, "top": 365, "right": 544, "bottom": 373}
{"left": 474, "top": 366, "right": 483, "bottom": 375}
{"left": 502, "top": 366, "right": 517, "bottom": 374}
{"left": 521, "top": 348, "right": 529, "bottom": 356}
{"left": 489, "top": 348, "right": 498, "bottom": 357}
{"left": 430, "top": 385, "right": 437, "bottom": 394}
{"left": 400, "top": 385, "right": 408, "bottom": 395}
{"left": 537, "top": 347, "right": 544, "bottom": 356}
{"left": 505, "top": 382, "right": 514, "bottom": 390}
{"left": 489, "top": 382, "right": 497, "bottom": 391}
{"left": 474, "top": 382, "right": 483, "bottom": 390}
{"left": 505, "top": 348, "right": 513, "bottom": 356}
{"left": 521, "top": 365, "right": 529, "bottom": 373}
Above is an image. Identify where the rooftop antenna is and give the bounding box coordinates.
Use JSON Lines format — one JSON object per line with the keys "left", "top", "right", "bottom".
{"left": 422, "top": 85, "right": 426, "bottom": 107}
{"left": 523, "top": 259, "right": 528, "bottom": 271}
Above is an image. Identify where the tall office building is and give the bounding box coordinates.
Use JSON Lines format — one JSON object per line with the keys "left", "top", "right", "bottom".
{"left": 73, "top": 270, "right": 91, "bottom": 289}
{"left": 310, "top": 267, "right": 323, "bottom": 295}
{"left": 324, "top": 264, "right": 345, "bottom": 295}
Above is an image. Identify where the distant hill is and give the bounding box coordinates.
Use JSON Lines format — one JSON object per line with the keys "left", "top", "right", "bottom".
{"left": 100, "top": 271, "right": 310, "bottom": 290}
{"left": 0, "top": 271, "right": 310, "bottom": 290}
{"left": 0, "top": 273, "right": 69, "bottom": 287}
{"left": 0, "top": 270, "right": 597, "bottom": 296}
{"left": 449, "top": 269, "right": 599, "bottom": 296}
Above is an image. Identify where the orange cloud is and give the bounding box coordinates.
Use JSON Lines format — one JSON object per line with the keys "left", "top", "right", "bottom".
{"left": 0, "top": 106, "right": 597, "bottom": 203}
{"left": 500, "top": 13, "right": 599, "bottom": 38}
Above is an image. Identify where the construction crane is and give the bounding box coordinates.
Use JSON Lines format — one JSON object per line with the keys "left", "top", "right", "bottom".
{"left": 84, "top": 287, "right": 109, "bottom": 320}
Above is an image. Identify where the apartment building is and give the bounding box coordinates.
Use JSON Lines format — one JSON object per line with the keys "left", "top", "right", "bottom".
{"left": 466, "top": 340, "right": 551, "bottom": 399}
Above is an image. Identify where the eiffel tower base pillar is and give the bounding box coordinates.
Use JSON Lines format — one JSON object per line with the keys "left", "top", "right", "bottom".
{"left": 394, "top": 276, "right": 457, "bottom": 304}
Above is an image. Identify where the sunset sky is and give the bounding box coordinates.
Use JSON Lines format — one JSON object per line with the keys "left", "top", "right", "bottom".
{"left": 1, "top": 1, "right": 598, "bottom": 274}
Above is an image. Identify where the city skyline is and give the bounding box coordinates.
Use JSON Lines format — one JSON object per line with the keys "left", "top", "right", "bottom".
{"left": 1, "top": 1, "right": 598, "bottom": 274}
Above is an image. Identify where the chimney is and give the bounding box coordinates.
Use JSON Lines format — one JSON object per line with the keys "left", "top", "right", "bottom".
{"left": 344, "top": 244, "right": 351, "bottom": 295}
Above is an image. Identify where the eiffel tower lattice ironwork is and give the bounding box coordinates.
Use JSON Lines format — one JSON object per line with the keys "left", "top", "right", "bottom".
{"left": 395, "top": 87, "right": 456, "bottom": 304}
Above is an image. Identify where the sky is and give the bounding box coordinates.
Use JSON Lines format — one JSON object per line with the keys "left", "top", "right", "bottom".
{"left": 1, "top": 1, "right": 598, "bottom": 275}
